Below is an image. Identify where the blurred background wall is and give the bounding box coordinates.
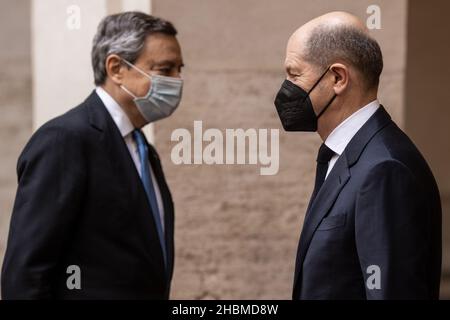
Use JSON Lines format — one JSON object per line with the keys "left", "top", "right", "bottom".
{"left": 0, "top": 0, "right": 448, "bottom": 299}
{"left": 0, "top": 0, "right": 32, "bottom": 284}
{"left": 404, "top": 1, "right": 450, "bottom": 296}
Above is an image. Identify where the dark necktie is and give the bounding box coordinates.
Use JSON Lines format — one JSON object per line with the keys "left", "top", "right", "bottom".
{"left": 309, "top": 143, "right": 335, "bottom": 205}
{"left": 132, "top": 129, "right": 167, "bottom": 268}
{"left": 293, "top": 143, "right": 336, "bottom": 290}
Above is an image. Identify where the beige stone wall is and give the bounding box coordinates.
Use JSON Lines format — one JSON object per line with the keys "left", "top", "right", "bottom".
{"left": 0, "top": 0, "right": 32, "bottom": 273}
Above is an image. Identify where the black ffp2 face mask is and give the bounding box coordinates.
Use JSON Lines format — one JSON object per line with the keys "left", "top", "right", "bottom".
{"left": 274, "top": 67, "right": 337, "bottom": 132}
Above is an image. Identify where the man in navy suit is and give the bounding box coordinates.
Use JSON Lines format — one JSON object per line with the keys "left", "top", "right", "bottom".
{"left": 1, "top": 12, "right": 183, "bottom": 299}
{"left": 274, "top": 12, "right": 441, "bottom": 299}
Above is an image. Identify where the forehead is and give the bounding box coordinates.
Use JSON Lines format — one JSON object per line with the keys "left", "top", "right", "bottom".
{"left": 138, "top": 33, "right": 183, "bottom": 64}
{"left": 284, "top": 51, "right": 307, "bottom": 73}
{"left": 284, "top": 34, "right": 307, "bottom": 70}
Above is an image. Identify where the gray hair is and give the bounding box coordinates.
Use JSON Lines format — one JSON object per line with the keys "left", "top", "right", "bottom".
{"left": 91, "top": 11, "right": 177, "bottom": 85}
{"left": 304, "top": 24, "right": 383, "bottom": 89}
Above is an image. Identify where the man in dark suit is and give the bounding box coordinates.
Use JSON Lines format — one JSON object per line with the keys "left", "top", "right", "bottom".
{"left": 274, "top": 12, "right": 441, "bottom": 299}
{"left": 1, "top": 12, "right": 184, "bottom": 299}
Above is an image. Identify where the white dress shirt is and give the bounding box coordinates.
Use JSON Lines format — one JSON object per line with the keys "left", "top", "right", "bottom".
{"left": 95, "top": 87, "right": 165, "bottom": 231}
{"left": 324, "top": 100, "right": 380, "bottom": 178}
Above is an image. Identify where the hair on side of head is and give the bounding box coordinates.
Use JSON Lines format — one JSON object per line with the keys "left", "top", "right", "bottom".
{"left": 91, "top": 11, "right": 177, "bottom": 86}
{"left": 304, "top": 24, "right": 383, "bottom": 90}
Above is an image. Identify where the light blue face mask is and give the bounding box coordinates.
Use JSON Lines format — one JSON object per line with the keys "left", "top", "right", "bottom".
{"left": 120, "top": 59, "right": 183, "bottom": 123}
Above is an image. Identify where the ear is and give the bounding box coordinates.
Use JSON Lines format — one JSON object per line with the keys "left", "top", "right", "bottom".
{"left": 329, "top": 63, "right": 349, "bottom": 95}
{"left": 105, "top": 54, "right": 126, "bottom": 85}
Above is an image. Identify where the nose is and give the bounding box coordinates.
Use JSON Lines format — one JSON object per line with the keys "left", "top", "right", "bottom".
{"left": 171, "top": 70, "right": 182, "bottom": 78}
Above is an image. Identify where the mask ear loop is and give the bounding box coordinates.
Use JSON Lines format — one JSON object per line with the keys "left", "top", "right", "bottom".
{"left": 307, "top": 66, "right": 331, "bottom": 95}
{"left": 307, "top": 66, "right": 337, "bottom": 119}
{"left": 317, "top": 93, "right": 337, "bottom": 119}
{"left": 290, "top": 66, "right": 331, "bottom": 110}
{"left": 122, "top": 59, "right": 152, "bottom": 79}
{"left": 121, "top": 58, "right": 153, "bottom": 98}
{"left": 120, "top": 84, "right": 137, "bottom": 99}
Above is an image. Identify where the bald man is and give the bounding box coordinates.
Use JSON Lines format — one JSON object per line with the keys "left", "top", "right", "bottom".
{"left": 274, "top": 12, "right": 441, "bottom": 299}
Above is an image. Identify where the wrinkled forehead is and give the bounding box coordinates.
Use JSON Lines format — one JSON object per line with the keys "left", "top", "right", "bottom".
{"left": 284, "top": 32, "right": 308, "bottom": 66}
{"left": 286, "top": 25, "right": 312, "bottom": 56}
{"left": 139, "top": 33, "right": 183, "bottom": 65}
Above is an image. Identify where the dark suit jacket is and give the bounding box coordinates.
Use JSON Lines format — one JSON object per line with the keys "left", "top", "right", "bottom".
{"left": 293, "top": 106, "right": 442, "bottom": 300}
{"left": 1, "top": 91, "right": 175, "bottom": 299}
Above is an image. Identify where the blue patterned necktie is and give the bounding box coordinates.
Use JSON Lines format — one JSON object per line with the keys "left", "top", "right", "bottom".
{"left": 132, "top": 129, "right": 167, "bottom": 268}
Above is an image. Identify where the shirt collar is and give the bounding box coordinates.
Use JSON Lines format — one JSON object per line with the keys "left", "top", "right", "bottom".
{"left": 95, "top": 86, "right": 135, "bottom": 138}
{"left": 324, "top": 100, "right": 380, "bottom": 156}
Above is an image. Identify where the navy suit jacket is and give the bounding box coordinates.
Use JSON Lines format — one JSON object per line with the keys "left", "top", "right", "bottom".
{"left": 1, "top": 91, "right": 175, "bottom": 299}
{"left": 293, "top": 106, "right": 442, "bottom": 300}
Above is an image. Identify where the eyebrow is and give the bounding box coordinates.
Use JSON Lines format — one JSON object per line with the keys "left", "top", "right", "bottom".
{"left": 285, "top": 63, "right": 301, "bottom": 75}
{"left": 285, "top": 64, "right": 295, "bottom": 73}
{"left": 152, "top": 60, "right": 185, "bottom": 68}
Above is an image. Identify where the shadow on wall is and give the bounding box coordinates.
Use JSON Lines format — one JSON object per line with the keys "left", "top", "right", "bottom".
{"left": 0, "top": 0, "right": 32, "bottom": 292}
{"left": 404, "top": 0, "right": 450, "bottom": 299}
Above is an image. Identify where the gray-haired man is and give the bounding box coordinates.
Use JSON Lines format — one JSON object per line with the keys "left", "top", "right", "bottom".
{"left": 1, "top": 12, "right": 183, "bottom": 299}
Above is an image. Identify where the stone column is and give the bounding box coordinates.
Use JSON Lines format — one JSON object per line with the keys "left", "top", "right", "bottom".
{"left": 32, "top": 0, "right": 154, "bottom": 141}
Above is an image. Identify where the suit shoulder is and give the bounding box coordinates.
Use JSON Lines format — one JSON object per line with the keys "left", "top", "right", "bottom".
{"left": 364, "top": 123, "right": 429, "bottom": 169}
{"left": 354, "top": 123, "right": 436, "bottom": 190}
{"left": 19, "top": 103, "right": 90, "bottom": 161}
{"left": 365, "top": 158, "right": 414, "bottom": 180}
{"left": 38, "top": 103, "right": 90, "bottom": 135}
{"left": 377, "top": 123, "right": 423, "bottom": 158}
{"left": 365, "top": 125, "right": 440, "bottom": 201}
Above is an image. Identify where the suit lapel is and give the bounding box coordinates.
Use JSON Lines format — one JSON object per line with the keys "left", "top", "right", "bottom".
{"left": 292, "top": 105, "right": 393, "bottom": 298}
{"left": 86, "top": 91, "right": 168, "bottom": 280}
{"left": 293, "top": 153, "right": 350, "bottom": 293}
